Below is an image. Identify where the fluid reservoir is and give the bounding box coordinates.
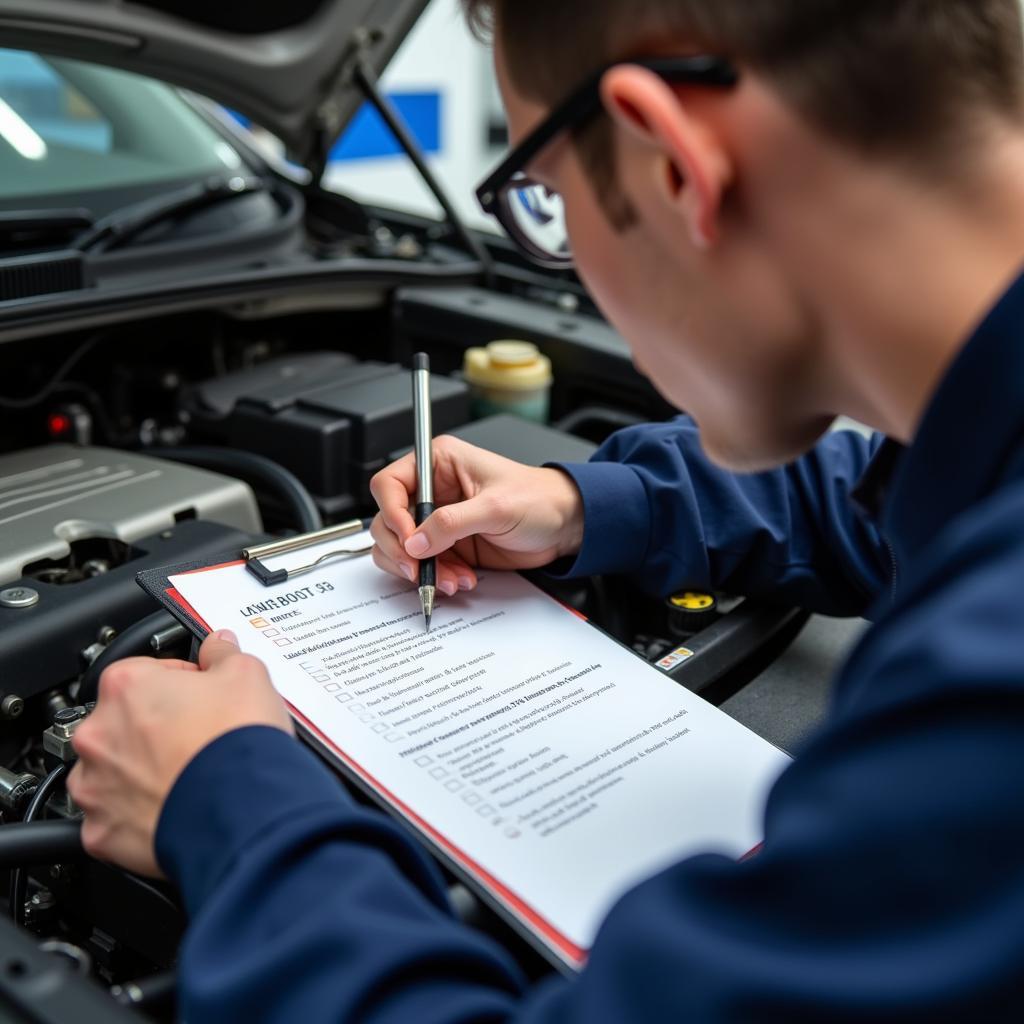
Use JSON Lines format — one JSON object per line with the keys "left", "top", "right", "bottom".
{"left": 666, "top": 592, "right": 719, "bottom": 637}
{"left": 463, "top": 341, "right": 553, "bottom": 423}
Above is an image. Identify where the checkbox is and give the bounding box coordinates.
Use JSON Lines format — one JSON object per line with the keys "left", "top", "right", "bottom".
{"left": 414, "top": 756, "right": 433, "bottom": 767}
{"left": 347, "top": 704, "right": 365, "bottom": 713}
{"left": 372, "top": 723, "right": 388, "bottom": 734}
{"left": 384, "top": 732, "right": 404, "bottom": 743}
{"left": 313, "top": 674, "right": 331, "bottom": 683}
{"left": 445, "top": 780, "right": 464, "bottom": 792}
{"left": 477, "top": 804, "right": 496, "bottom": 817}
{"left": 262, "top": 628, "right": 280, "bottom": 638}
{"left": 323, "top": 683, "right": 341, "bottom": 693}
{"left": 429, "top": 767, "right": 448, "bottom": 779}
{"left": 359, "top": 713, "right": 375, "bottom": 723}
{"left": 462, "top": 792, "right": 482, "bottom": 806}
{"left": 335, "top": 693, "right": 353, "bottom": 703}
{"left": 274, "top": 638, "right": 292, "bottom": 647}
{"left": 250, "top": 617, "right": 270, "bottom": 628}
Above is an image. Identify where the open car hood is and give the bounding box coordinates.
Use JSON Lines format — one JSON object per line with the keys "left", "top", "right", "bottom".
{"left": 0, "top": 0, "right": 429, "bottom": 172}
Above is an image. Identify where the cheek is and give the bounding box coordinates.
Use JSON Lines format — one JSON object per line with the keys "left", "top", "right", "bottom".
{"left": 565, "top": 197, "right": 658, "bottom": 345}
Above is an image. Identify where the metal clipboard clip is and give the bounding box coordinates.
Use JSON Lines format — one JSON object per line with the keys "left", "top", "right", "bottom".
{"left": 243, "top": 518, "right": 374, "bottom": 587}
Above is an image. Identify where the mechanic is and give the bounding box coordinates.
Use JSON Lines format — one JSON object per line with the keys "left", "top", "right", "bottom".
{"left": 67, "top": 0, "right": 1024, "bottom": 1019}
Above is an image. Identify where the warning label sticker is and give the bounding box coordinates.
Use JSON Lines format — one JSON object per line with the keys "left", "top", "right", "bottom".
{"left": 657, "top": 647, "right": 696, "bottom": 672}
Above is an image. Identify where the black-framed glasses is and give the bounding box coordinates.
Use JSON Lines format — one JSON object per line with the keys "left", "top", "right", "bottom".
{"left": 475, "top": 56, "right": 739, "bottom": 269}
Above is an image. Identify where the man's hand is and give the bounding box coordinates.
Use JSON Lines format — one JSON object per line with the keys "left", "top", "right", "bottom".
{"left": 369, "top": 436, "right": 585, "bottom": 594}
{"left": 68, "top": 631, "right": 292, "bottom": 878}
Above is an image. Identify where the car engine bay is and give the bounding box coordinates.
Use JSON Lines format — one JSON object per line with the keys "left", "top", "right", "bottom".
{"left": 0, "top": 244, "right": 826, "bottom": 1022}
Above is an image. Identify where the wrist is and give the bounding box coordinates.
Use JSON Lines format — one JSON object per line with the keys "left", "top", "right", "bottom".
{"left": 545, "top": 468, "right": 585, "bottom": 559}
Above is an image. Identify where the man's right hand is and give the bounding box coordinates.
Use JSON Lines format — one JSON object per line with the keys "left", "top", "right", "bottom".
{"left": 369, "top": 436, "right": 585, "bottom": 595}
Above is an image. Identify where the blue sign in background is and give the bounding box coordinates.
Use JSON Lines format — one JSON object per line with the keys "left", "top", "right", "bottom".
{"left": 230, "top": 92, "right": 443, "bottom": 163}
{"left": 333, "top": 92, "right": 442, "bottom": 161}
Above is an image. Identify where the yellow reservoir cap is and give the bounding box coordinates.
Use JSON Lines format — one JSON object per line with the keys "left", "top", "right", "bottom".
{"left": 670, "top": 593, "right": 716, "bottom": 611}
{"left": 464, "top": 341, "right": 553, "bottom": 392}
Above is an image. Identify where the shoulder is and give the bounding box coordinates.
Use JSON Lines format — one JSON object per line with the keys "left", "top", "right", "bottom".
{"left": 836, "top": 482, "right": 1024, "bottom": 716}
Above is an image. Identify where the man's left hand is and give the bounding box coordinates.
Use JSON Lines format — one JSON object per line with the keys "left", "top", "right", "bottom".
{"left": 67, "top": 630, "right": 293, "bottom": 877}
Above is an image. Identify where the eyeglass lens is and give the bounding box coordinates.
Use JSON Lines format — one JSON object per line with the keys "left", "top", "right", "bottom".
{"left": 503, "top": 180, "right": 571, "bottom": 263}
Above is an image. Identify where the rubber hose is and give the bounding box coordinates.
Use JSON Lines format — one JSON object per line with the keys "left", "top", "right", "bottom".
{"left": 155, "top": 446, "right": 322, "bottom": 534}
{"left": 10, "top": 765, "right": 69, "bottom": 926}
{"left": 0, "top": 820, "right": 83, "bottom": 871}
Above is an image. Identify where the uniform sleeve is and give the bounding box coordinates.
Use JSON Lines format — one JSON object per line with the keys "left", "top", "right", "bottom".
{"left": 550, "top": 417, "right": 891, "bottom": 617}
{"left": 158, "top": 497, "right": 1024, "bottom": 1023}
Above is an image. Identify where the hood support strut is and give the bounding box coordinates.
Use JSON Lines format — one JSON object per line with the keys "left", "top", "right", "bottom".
{"left": 347, "top": 57, "right": 493, "bottom": 280}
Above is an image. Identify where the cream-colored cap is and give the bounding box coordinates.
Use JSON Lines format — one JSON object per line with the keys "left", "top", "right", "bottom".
{"left": 464, "top": 341, "right": 553, "bottom": 391}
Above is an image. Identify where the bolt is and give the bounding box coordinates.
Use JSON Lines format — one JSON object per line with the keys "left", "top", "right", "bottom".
{"left": 52, "top": 707, "right": 84, "bottom": 738}
{"left": 97, "top": 626, "right": 117, "bottom": 645}
{"left": 24, "top": 890, "right": 56, "bottom": 922}
{"left": 0, "top": 695, "right": 24, "bottom": 719}
{"left": 81, "top": 641, "right": 106, "bottom": 665}
{"left": 0, "top": 587, "right": 39, "bottom": 609}
{"left": 0, "top": 768, "right": 37, "bottom": 813}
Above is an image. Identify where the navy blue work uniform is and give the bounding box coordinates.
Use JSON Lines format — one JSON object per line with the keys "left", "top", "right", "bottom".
{"left": 157, "top": 274, "right": 1024, "bottom": 1021}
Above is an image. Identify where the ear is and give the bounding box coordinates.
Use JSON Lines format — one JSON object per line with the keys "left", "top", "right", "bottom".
{"left": 601, "top": 65, "right": 733, "bottom": 250}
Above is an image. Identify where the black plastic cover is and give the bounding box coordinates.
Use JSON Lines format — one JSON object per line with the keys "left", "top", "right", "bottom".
{"left": 185, "top": 355, "right": 471, "bottom": 515}
{"left": 0, "top": 519, "right": 254, "bottom": 702}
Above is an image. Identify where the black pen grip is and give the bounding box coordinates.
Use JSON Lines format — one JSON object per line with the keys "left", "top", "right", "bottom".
{"left": 415, "top": 502, "right": 436, "bottom": 587}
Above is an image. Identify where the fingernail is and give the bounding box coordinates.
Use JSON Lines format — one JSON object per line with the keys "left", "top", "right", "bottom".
{"left": 400, "top": 563, "right": 416, "bottom": 582}
{"left": 439, "top": 580, "right": 457, "bottom": 597}
{"left": 405, "top": 534, "right": 429, "bottom": 557}
{"left": 458, "top": 577, "right": 474, "bottom": 592}
{"left": 213, "top": 629, "right": 239, "bottom": 646}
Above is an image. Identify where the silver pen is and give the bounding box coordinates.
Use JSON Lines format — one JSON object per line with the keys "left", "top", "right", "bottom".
{"left": 412, "top": 353, "right": 436, "bottom": 631}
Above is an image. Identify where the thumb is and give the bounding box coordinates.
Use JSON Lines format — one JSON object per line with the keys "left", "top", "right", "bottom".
{"left": 199, "top": 629, "right": 241, "bottom": 670}
{"left": 404, "top": 495, "right": 510, "bottom": 559}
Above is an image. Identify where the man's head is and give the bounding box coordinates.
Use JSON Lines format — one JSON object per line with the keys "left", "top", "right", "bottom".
{"left": 464, "top": 0, "right": 1024, "bottom": 469}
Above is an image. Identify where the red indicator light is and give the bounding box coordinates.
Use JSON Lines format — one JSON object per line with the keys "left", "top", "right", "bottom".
{"left": 48, "top": 413, "right": 72, "bottom": 437}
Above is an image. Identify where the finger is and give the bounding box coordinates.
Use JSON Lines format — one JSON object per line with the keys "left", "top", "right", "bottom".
{"left": 149, "top": 658, "right": 200, "bottom": 673}
{"left": 198, "top": 629, "right": 241, "bottom": 671}
{"left": 404, "top": 495, "right": 514, "bottom": 560}
{"left": 437, "top": 552, "right": 478, "bottom": 595}
{"left": 66, "top": 761, "right": 86, "bottom": 803}
{"left": 370, "top": 514, "right": 417, "bottom": 581}
{"left": 374, "top": 544, "right": 473, "bottom": 596}
{"left": 372, "top": 544, "right": 416, "bottom": 584}
{"left": 370, "top": 455, "right": 418, "bottom": 542}
{"left": 80, "top": 815, "right": 110, "bottom": 861}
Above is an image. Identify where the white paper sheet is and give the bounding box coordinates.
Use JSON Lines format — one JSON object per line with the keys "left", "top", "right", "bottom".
{"left": 170, "top": 535, "right": 789, "bottom": 965}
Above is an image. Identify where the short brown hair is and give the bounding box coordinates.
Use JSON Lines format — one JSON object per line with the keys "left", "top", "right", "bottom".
{"left": 464, "top": 0, "right": 1024, "bottom": 222}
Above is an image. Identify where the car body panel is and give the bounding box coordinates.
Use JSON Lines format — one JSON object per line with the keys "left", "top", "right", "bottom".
{"left": 0, "top": 0, "right": 429, "bottom": 169}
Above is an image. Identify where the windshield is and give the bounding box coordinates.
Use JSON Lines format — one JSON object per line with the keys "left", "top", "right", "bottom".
{"left": 0, "top": 49, "right": 252, "bottom": 216}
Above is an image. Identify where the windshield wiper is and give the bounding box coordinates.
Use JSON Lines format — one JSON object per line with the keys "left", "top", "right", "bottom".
{"left": 74, "top": 175, "right": 267, "bottom": 254}
{"left": 0, "top": 208, "right": 94, "bottom": 253}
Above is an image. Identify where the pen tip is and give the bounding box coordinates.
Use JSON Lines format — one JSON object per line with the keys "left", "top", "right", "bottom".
{"left": 419, "top": 585, "right": 436, "bottom": 634}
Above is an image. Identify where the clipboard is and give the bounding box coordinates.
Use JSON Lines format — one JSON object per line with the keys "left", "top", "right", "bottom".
{"left": 137, "top": 519, "right": 374, "bottom": 637}
{"left": 135, "top": 523, "right": 592, "bottom": 972}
